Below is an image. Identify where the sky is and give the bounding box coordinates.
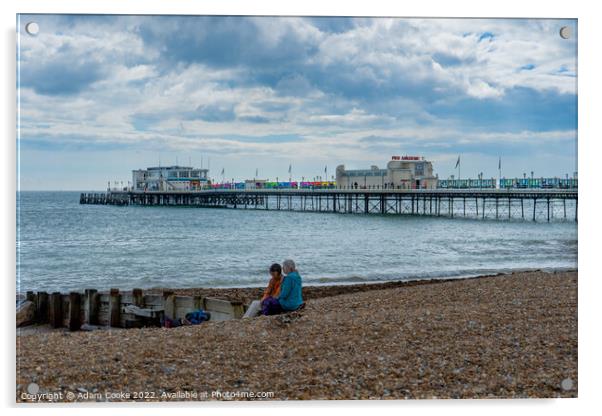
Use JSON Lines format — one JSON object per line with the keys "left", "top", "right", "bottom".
{"left": 17, "top": 15, "right": 577, "bottom": 190}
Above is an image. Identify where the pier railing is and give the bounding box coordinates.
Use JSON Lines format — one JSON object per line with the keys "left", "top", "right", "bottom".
{"left": 80, "top": 189, "right": 578, "bottom": 222}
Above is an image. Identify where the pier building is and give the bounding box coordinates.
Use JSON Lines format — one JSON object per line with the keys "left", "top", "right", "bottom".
{"left": 132, "top": 165, "right": 209, "bottom": 191}
{"left": 336, "top": 156, "right": 438, "bottom": 189}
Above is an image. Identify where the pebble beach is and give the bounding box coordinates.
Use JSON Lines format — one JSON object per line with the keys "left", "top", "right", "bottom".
{"left": 16, "top": 270, "right": 577, "bottom": 401}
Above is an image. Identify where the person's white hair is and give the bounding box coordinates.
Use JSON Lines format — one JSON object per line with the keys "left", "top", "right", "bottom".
{"left": 282, "top": 259, "right": 296, "bottom": 273}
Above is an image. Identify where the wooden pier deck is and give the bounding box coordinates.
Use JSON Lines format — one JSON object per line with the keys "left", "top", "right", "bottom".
{"left": 80, "top": 189, "right": 578, "bottom": 222}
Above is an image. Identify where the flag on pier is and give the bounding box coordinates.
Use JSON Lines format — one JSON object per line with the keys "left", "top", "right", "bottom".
{"left": 255, "top": 168, "right": 258, "bottom": 177}
{"left": 324, "top": 166, "right": 327, "bottom": 174}
{"left": 455, "top": 155, "right": 461, "bottom": 168}
{"left": 288, "top": 164, "right": 292, "bottom": 174}
{"left": 221, "top": 167, "right": 225, "bottom": 175}
{"left": 498, "top": 156, "right": 502, "bottom": 170}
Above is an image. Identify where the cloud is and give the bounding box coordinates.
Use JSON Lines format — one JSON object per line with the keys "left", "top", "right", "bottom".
{"left": 20, "top": 59, "right": 104, "bottom": 96}
{"left": 191, "top": 103, "right": 236, "bottom": 122}
{"left": 16, "top": 15, "right": 578, "bottom": 189}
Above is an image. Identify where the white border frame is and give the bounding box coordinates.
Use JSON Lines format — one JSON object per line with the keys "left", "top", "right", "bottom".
{"left": 3, "top": 1, "right": 600, "bottom": 415}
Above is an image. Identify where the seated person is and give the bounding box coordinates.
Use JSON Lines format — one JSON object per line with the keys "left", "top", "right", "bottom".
{"left": 243, "top": 263, "right": 283, "bottom": 318}
{"left": 261, "top": 259, "right": 304, "bottom": 316}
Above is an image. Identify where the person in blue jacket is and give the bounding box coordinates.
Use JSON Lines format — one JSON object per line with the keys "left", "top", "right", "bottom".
{"left": 262, "top": 259, "right": 304, "bottom": 315}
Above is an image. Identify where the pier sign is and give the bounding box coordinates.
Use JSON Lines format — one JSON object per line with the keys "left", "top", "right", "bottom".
{"left": 392, "top": 156, "right": 422, "bottom": 161}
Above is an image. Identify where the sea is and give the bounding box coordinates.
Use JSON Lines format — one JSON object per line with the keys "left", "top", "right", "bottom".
{"left": 16, "top": 191, "right": 578, "bottom": 293}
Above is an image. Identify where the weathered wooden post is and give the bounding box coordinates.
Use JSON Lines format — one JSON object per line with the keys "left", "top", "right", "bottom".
{"left": 49, "top": 292, "right": 63, "bottom": 328}
{"left": 109, "top": 288, "right": 121, "bottom": 327}
{"left": 132, "top": 288, "right": 144, "bottom": 307}
{"left": 84, "top": 289, "right": 99, "bottom": 325}
{"left": 24, "top": 291, "right": 37, "bottom": 324}
{"left": 193, "top": 295, "right": 203, "bottom": 311}
{"left": 36, "top": 291, "right": 49, "bottom": 323}
{"left": 163, "top": 290, "right": 175, "bottom": 319}
{"left": 231, "top": 301, "right": 245, "bottom": 319}
{"left": 68, "top": 292, "right": 82, "bottom": 331}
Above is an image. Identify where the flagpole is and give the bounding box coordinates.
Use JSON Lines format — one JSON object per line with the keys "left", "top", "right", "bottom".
{"left": 455, "top": 155, "right": 461, "bottom": 180}
{"left": 498, "top": 157, "right": 502, "bottom": 188}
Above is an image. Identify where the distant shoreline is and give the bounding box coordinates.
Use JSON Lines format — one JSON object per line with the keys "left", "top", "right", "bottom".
{"left": 16, "top": 267, "right": 578, "bottom": 298}
{"left": 154, "top": 267, "right": 578, "bottom": 306}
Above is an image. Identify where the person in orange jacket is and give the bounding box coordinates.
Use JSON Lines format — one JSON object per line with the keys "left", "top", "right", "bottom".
{"left": 243, "top": 263, "right": 283, "bottom": 318}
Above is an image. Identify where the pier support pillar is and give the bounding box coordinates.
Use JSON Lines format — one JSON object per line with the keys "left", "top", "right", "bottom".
{"left": 482, "top": 198, "right": 486, "bottom": 219}
{"left": 521, "top": 198, "right": 524, "bottom": 219}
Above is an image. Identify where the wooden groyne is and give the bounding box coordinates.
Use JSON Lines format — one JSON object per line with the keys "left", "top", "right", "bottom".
{"left": 17, "top": 288, "right": 245, "bottom": 330}
{"left": 80, "top": 189, "right": 578, "bottom": 222}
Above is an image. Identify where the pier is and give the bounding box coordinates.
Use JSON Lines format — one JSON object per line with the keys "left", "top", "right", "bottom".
{"left": 80, "top": 189, "right": 578, "bottom": 222}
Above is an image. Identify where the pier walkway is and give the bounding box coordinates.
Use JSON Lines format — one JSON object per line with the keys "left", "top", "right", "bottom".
{"left": 80, "top": 189, "right": 578, "bottom": 222}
